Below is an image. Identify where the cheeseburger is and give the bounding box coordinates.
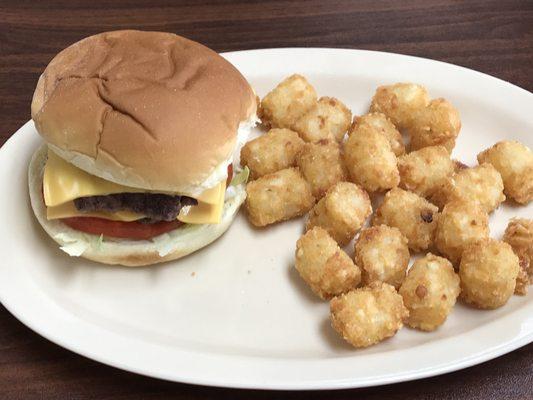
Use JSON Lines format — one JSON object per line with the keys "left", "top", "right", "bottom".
{"left": 28, "top": 30, "right": 257, "bottom": 266}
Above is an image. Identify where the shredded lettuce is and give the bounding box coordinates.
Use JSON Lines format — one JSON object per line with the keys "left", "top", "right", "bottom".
{"left": 230, "top": 166, "right": 249, "bottom": 186}
{"left": 95, "top": 234, "right": 104, "bottom": 251}
{"left": 54, "top": 233, "right": 89, "bottom": 257}
{"left": 151, "top": 233, "right": 175, "bottom": 257}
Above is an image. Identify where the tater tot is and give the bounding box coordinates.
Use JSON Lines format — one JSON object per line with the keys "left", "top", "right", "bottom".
{"left": 292, "top": 97, "right": 352, "bottom": 143}
{"left": 477, "top": 140, "right": 533, "bottom": 204}
{"left": 399, "top": 253, "right": 460, "bottom": 331}
{"left": 355, "top": 225, "right": 410, "bottom": 289}
{"left": 373, "top": 188, "right": 439, "bottom": 252}
{"left": 369, "top": 83, "right": 429, "bottom": 130}
{"left": 503, "top": 218, "right": 532, "bottom": 274}
{"left": 398, "top": 145, "right": 454, "bottom": 199}
{"left": 295, "top": 227, "right": 362, "bottom": 299}
{"left": 297, "top": 139, "right": 347, "bottom": 199}
{"left": 351, "top": 112, "right": 405, "bottom": 156}
{"left": 245, "top": 168, "right": 314, "bottom": 226}
{"left": 409, "top": 98, "right": 461, "bottom": 153}
{"left": 459, "top": 239, "right": 519, "bottom": 309}
{"left": 306, "top": 182, "right": 372, "bottom": 245}
{"left": 259, "top": 74, "right": 317, "bottom": 129}
{"left": 503, "top": 218, "right": 533, "bottom": 294}
{"left": 515, "top": 265, "right": 529, "bottom": 296}
{"left": 434, "top": 163, "right": 505, "bottom": 212}
{"left": 434, "top": 201, "right": 489, "bottom": 266}
{"left": 330, "top": 282, "right": 408, "bottom": 348}
{"left": 240, "top": 128, "right": 305, "bottom": 180}
{"left": 343, "top": 126, "right": 400, "bottom": 192}
{"left": 453, "top": 159, "right": 469, "bottom": 172}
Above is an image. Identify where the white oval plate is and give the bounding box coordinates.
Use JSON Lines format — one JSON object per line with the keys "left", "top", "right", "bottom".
{"left": 0, "top": 48, "right": 532, "bottom": 390}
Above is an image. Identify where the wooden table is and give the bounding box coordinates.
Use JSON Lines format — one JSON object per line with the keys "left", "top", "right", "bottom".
{"left": 1, "top": 1, "right": 532, "bottom": 398}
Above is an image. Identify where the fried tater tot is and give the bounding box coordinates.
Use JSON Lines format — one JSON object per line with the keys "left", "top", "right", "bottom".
{"left": 373, "top": 188, "right": 439, "bottom": 252}
{"left": 355, "top": 225, "right": 409, "bottom": 289}
{"left": 351, "top": 112, "right": 405, "bottom": 156}
{"left": 295, "top": 226, "right": 362, "bottom": 299}
{"left": 297, "top": 139, "right": 347, "bottom": 199}
{"left": 398, "top": 145, "right": 454, "bottom": 199}
{"left": 343, "top": 125, "right": 400, "bottom": 193}
{"left": 409, "top": 98, "right": 461, "bottom": 153}
{"left": 503, "top": 218, "right": 533, "bottom": 294}
{"left": 245, "top": 167, "right": 314, "bottom": 227}
{"left": 515, "top": 265, "right": 529, "bottom": 296}
{"left": 460, "top": 239, "right": 519, "bottom": 309}
{"left": 259, "top": 74, "right": 317, "bottom": 129}
{"left": 369, "top": 83, "right": 429, "bottom": 130}
{"left": 292, "top": 97, "right": 352, "bottom": 143}
{"left": 306, "top": 182, "right": 372, "bottom": 245}
{"left": 453, "top": 159, "right": 469, "bottom": 172}
{"left": 477, "top": 140, "right": 533, "bottom": 204}
{"left": 330, "top": 282, "right": 408, "bottom": 348}
{"left": 399, "top": 253, "right": 460, "bottom": 331}
{"left": 434, "top": 163, "right": 505, "bottom": 212}
{"left": 434, "top": 201, "right": 489, "bottom": 266}
{"left": 240, "top": 128, "right": 305, "bottom": 180}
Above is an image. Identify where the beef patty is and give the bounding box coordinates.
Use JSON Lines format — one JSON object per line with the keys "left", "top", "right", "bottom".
{"left": 74, "top": 193, "right": 198, "bottom": 223}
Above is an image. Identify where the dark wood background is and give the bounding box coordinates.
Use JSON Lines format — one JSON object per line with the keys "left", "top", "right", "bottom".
{"left": 1, "top": 0, "right": 532, "bottom": 398}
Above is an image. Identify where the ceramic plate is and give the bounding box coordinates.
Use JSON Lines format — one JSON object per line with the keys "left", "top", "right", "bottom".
{"left": 0, "top": 48, "right": 532, "bottom": 390}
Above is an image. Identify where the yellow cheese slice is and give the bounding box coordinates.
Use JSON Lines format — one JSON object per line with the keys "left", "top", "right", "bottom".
{"left": 43, "top": 149, "right": 227, "bottom": 224}
{"left": 44, "top": 150, "right": 145, "bottom": 207}
{"left": 43, "top": 149, "right": 225, "bottom": 206}
{"left": 47, "top": 201, "right": 144, "bottom": 222}
{"left": 177, "top": 181, "right": 226, "bottom": 224}
{"left": 196, "top": 182, "right": 225, "bottom": 205}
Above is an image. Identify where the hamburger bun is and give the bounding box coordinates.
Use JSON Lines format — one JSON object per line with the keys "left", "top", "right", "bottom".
{"left": 31, "top": 30, "right": 257, "bottom": 196}
{"left": 29, "top": 144, "right": 246, "bottom": 266}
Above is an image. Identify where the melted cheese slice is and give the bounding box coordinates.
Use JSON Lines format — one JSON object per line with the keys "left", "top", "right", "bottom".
{"left": 177, "top": 180, "right": 226, "bottom": 224}
{"left": 44, "top": 149, "right": 226, "bottom": 224}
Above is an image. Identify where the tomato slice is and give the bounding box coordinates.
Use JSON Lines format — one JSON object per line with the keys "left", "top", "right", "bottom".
{"left": 61, "top": 217, "right": 183, "bottom": 240}
{"left": 226, "top": 163, "right": 233, "bottom": 187}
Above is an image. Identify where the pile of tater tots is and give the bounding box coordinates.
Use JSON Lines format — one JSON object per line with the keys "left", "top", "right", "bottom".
{"left": 242, "top": 74, "right": 533, "bottom": 348}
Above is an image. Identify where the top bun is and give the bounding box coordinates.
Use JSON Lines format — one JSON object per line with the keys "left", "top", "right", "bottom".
{"left": 31, "top": 30, "right": 257, "bottom": 194}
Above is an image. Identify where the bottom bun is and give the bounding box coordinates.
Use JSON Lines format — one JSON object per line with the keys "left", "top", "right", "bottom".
{"left": 28, "top": 144, "right": 246, "bottom": 267}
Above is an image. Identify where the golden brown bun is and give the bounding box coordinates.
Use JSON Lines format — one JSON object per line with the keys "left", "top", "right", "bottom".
{"left": 29, "top": 144, "right": 246, "bottom": 266}
{"left": 31, "top": 30, "right": 257, "bottom": 195}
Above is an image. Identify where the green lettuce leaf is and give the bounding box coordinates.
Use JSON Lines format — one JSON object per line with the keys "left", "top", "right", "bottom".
{"left": 230, "top": 166, "right": 249, "bottom": 186}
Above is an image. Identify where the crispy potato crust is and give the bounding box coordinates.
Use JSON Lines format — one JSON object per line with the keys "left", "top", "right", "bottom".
{"left": 477, "top": 140, "right": 533, "bottom": 204}
{"left": 295, "top": 227, "right": 361, "bottom": 299}
{"left": 343, "top": 125, "right": 400, "bottom": 193}
{"left": 330, "top": 282, "right": 408, "bottom": 348}
{"left": 373, "top": 188, "right": 439, "bottom": 252}
{"left": 245, "top": 167, "right": 314, "bottom": 227}
{"left": 355, "top": 225, "right": 410, "bottom": 289}
{"left": 434, "top": 201, "right": 489, "bottom": 266}
{"left": 459, "top": 239, "right": 519, "bottom": 309}
{"left": 350, "top": 112, "right": 405, "bottom": 156}
{"left": 292, "top": 96, "right": 352, "bottom": 143}
{"left": 259, "top": 74, "right": 317, "bottom": 129}
{"left": 306, "top": 182, "right": 372, "bottom": 245}
{"left": 369, "top": 83, "right": 429, "bottom": 130}
{"left": 503, "top": 218, "right": 533, "bottom": 294}
{"left": 241, "top": 128, "right": 304, "bottom": 180}
{"left": 433, "top": 163, "right": 505, "bottom": 212}
{"left": 409, "top": 98, "right": 461, "bottom": 153}
{"left": 297, "top": 139, "right": 347, "bottom": 199}
{"left": 398, "top": 145, "right": 454, "bottom": 200}
{"left": 399, "top": 253, "right": 460, "bottom": 331}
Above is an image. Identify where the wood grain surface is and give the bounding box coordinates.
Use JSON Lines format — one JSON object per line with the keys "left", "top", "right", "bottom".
{"left": 1, "top": 1, "right": 532, "bottom": 398}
